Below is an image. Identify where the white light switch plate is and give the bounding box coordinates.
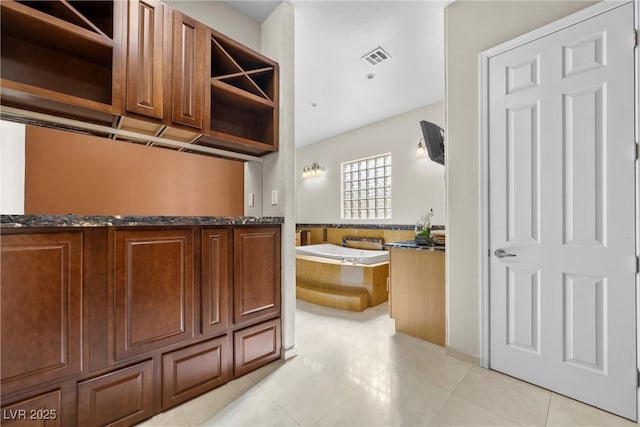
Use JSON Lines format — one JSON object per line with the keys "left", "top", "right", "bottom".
{"left": 271, "top": 190, "right": 278, "bottom": 205}
{"left": 248, "top": 193, "right": 255, "bottom": 207}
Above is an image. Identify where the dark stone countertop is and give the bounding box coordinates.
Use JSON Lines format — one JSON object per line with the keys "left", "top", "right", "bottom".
{"left": 296, "top": 223, "right": 445, "bottom": 231}
{"left": 384, "top": 240, "right": 446, "bottom": 252}
{"left": 1, "top": 215, "right": 285, "bottom": 228}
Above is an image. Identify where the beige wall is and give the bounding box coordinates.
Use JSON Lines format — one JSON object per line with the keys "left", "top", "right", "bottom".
{"left": 164, "top": 0, "right": 261, "bottom": 51}
{"left": 297, "top": 102, "right": 446, "bottom": 226}
{"left": 25, "top": 126, "right": 244, "bottom": 216}
{"left": 260, "top": 2, "right": 298, "bottom": 359}
{"left": 445, "top": 0, "right": 598, "bottom": 357}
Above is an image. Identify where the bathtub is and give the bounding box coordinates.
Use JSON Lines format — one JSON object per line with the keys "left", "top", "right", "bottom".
{"left": 295, "top": 243, "right": 389, "bottom": 265}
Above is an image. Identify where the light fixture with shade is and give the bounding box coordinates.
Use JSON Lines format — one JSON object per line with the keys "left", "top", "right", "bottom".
{"left": 416, "top": 139, "right": 427, "bottom": 158}
{"left": 302, "top": 162, "right": 325, "bottom": 178}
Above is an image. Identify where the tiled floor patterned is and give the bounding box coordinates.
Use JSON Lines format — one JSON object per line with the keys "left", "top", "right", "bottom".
{"left": 140, "top": 300, "right": 635, "bottom": 426}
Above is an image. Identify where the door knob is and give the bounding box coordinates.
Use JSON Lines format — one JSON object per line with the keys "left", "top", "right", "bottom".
{"left": 494, "top": 248, "right": 516, "bottom": 258}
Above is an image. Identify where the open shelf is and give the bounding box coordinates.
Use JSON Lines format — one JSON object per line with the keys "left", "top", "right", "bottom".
{"left": 1, "top": 35, "right": 112, "bottom": 104}
{"left": 211, "top": 80, "right": 273, "bottom": 110}
{"left": 209, "top": 95, "right": 275, "bottom": 144}
{"left": 0, "top": 0, "right": 114, "bottom": 112}
{"left": 208, "top": 29, "right": 279, "bottom": 151}
{"left": 2, "top": 1, "right": 113, "bottom": 62}
{"left": 195, "top": 132, "right": 277, "bottom": 157}
{"left": 17, "top": 1, "right": 114, "bottom": 39}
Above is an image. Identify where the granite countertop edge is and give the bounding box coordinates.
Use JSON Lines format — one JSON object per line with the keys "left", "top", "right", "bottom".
{"left": 1, "top": 215, "right": 285, "bottom": 228}
{"left": 296, "top": 223, "right": 445, "bottom": 231}
{"left": 384, "top": 240, "right": 446, "bottom": 252}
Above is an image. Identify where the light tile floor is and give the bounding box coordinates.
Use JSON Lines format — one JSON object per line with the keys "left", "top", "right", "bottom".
{"left": 140, "top": 300, "right": 636, "bottom": 426}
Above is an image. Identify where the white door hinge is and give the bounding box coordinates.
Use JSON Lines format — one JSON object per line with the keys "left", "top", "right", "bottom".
{"left": 636, "top": 143, "right": 640, "bottom": 160}
{"left": 636, "top": 256, "right": 640, "bottom": 274}
{"left": 635, "top": 30, "right": 639, "bottom": 48}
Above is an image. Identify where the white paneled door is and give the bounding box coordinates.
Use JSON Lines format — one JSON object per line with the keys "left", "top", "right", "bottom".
{"left": 488, "top": 3, "right": 636, "bottom": 420}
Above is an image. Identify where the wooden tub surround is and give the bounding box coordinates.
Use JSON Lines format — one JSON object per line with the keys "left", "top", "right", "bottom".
{"left": 296, "top": 254, "right": 389, "bottom": 312}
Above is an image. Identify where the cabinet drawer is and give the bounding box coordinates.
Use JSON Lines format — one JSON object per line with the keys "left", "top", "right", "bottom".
{"left": 1, "top": 389, "right": 61, "bottom": 427}
{"left": 162, "top": 336, "right": 231, "bottom": 409}
{"left": 77, "top": 360, "right": 153, "bottom": 427}
{"left": 233, "top": 318, "right": 281, "bottom": 377}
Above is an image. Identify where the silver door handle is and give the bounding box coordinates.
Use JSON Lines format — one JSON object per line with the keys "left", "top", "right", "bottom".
{"left": 494, "top": 249, "right": 516, "bottom": 258}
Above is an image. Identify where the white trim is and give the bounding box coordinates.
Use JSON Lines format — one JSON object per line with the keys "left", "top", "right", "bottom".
{"left": 478, "top": 0, "right": 634, "bottom": 372}
{"left": 0, "top": 106, "right": 264, "bottom": 163}
{"left": 634, "top": 0, "right": 639, "bottom": 420}
{"left": 478, "top": 52, "right": 491, "bottom": 369}
{"left": 281, "top": 345, "right": 299, "bottom": 360}
{"left": 480, "top": 1, "right": 631, "bottom": 58}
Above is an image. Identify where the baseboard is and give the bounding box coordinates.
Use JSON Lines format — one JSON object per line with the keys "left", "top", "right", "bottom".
{"left": 281, "top": 344, "right": 299, "bottom": 360}
{"left": 446, "top": 346, "right": 480, "bottom": 366}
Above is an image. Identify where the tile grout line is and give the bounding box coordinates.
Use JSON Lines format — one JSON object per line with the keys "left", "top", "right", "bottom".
{"left": 450, "top": 393, "right": 529, "bottom": 426}
{"left": 448, "top": 367, "right": 534, "bottom": 426}
{"left": 544, "top": 392, "right": 553, "bottom": 426}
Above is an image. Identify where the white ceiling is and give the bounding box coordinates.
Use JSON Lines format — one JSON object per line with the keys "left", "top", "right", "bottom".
{"left": 225, "top": 1, "right": 446, "bottom": 148}
{"left": 225, "top": 0, "right": 282, "bottom": 23}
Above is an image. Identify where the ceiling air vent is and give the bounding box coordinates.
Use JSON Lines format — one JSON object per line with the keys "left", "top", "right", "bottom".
{"left": 362, "top": 47, "right": 391, "bottom": 66}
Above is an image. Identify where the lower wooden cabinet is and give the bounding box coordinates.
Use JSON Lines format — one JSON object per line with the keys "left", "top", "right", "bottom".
{"left": 234, "top": 318, "right": 281, "bottom": 377}
{"left": 1, "top": 224, "right": 282, "bottom": 426}
{"left": 389, "top": 248, "right": 445, "bottom": 346}
{"left": 233, "top": 227, "right": 281, "bottom": 326}
{"left": 162, "top": 335, "right": 231, "bottom": 409}
{"left": 77, "top": 360, "right": 154, "bottom": 427}
{"left": 0, "top": 232, "right": 84, "bottom": 395}
{"left": 112, "top": 228, "right": 195, "bottom": 361}
{"left": 1, "top": 389, "right": 61, "bottom": 427}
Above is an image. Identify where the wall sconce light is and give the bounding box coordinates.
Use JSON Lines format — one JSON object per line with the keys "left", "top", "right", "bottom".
{"left": 416, "top": 138, "right": 427, "bottom": 158}
{"left": 302, "top": 162, "right": 325, "bottom": 178}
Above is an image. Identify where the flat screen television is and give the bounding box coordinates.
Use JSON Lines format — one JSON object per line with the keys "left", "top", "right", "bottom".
{"left": 419, "top": 120, "right": 445, "bottom": 165}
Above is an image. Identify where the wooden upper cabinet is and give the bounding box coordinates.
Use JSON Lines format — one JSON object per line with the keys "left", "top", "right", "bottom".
{"left": 125, "top": 0, "right": 165, "bottom": 119}
{"left": 0, "top": 0, "right": 119, "bottom": 124}
{"left": 0, "top": 0, "right": 280, "bottom": 157}
{"left": 171, "top": 11, "right": 205, "bottom": 130}
{"left": 233, "top": 227, "right": 281, "bottom": 326}
{"left": 0, "top": 232, "right": 84, "bottom": 395}
{"left": 198, "top": 29, "right": 280, "bottom": 156}
{"left": 112, "top": 228, "right": 195, "bottom": 361}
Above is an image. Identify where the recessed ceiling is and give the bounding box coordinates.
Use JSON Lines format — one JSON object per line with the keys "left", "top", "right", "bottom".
{"left": 226, "top": 1, "right": 446, "bottom": 148}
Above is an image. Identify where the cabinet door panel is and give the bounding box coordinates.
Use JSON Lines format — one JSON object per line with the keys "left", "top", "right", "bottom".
{"left": 1, "top": 233, "right": 83, "bottom": 393}
{"left": 201, "top": 228, "right": 231, "bottom": 336}
{"left": 233, "top": 319, "right": 281, "bottom": 377}
{"left": 113, "top": 229, "right": 194, "bottom": 361}
{"left": 233, "top": 227, "right": 281, "bottom": 325}
{"left": 172, "top": 11, "right": 204, "bottom": 129}
{"left": 1, "top": 389, "right": 61, "bottom": 427}
{"left": 77, "top": 360, "right": 153, "bottom": 427}
{"left": 162, "top": 335, "right": 231, "bottom": 409}
{"left": 126, "top": 0, "right": 164, "bottom": 119}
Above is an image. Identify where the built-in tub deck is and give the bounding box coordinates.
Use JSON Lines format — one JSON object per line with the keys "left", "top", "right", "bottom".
{"left": 295, "top": 244, "right": 389, "bottom": 312}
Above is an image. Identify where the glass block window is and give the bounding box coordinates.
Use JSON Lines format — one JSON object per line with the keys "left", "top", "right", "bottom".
{"left": 342, "top": 154, "right": 392, "bottom": 219}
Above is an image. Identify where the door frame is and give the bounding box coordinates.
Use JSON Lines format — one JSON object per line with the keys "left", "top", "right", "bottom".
{"left": 478, "top": 0, "right": 638, "bottom": 371}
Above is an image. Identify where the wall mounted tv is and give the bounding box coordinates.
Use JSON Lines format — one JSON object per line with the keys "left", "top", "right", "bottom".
{"left": 420, "top": 120, "right": 445, "bottom": 165}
